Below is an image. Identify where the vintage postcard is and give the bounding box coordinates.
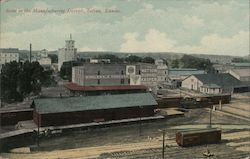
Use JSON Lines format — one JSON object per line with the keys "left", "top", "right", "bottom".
{"left": 0, "top": 0, "right": 249, "bottom": 158}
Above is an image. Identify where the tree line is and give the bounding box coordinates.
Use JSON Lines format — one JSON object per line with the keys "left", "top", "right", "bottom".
{"left": 1, "top": 61, "right": 56, "bottom": 103}
{"left": 171, "top": 55, "right": 215, "bottom": 73}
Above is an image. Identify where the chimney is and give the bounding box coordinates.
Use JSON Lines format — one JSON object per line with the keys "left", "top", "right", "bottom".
{"left": 29, "top": 43, "right": 32, "bottom": 62}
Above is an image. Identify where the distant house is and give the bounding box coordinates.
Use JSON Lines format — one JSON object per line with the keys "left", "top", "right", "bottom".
{"left": 0, "top": 48, "right": 19, "bottom": 64}
{"left": 166, "top": 68, "right": 205, "bottom": 88}
{"left": 213, "top": 63, "right": 250, "bottom": 73}
{"left": 227, "top": 68, "right": 250, "bottom": 82}
{"left": 181, "top": 73, "right": 241, "bottom": 94}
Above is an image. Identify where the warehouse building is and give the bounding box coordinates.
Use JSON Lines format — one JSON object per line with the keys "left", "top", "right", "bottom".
{"left": 33, "top": 93, "right": 157, "bottom": 127}
{"left": 71, "top": 62, "right": 167, "bottom": 93}
{"left": 181, "top": 73, "right": 241, "bottom": 94}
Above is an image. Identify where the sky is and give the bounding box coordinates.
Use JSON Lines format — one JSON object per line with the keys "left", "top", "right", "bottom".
{"left": 0, "top": 0, "right": 249, "bottom": 56}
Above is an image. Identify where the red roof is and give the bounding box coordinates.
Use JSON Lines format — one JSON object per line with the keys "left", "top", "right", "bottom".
{"left": 64, "top": 83, "right": 147, "bottom": 91}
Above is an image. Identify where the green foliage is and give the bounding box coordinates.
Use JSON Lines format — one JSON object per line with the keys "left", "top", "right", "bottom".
{"left": 125, "top": 55, "right": 142, "bottom": 63}
{"left": 95, "top": 54, "right": 155, "bottom": 64}
{"left": 180, "top": 55, "right": 215, "bottom": 73}
{"left": 60, "top": 61, "right": 72, "bottom": 80}
{"left": 48, "top": 54, "right": 58, "bottom": 63}
{"left": 171, "top": 59, "right": 180, "bottom": 68}
{"left": 95, "top": 54, "right": 123, "bottom": 63}
{"left": 60, "top": 61, "right": 83, "bottom": 81}
{"left": 1, "top": 61, "right": 55, "bottom": 103}
{"left": 231, "top": 57, "right": 250, "bottom": 63}
{"left": 142, "top": 57, "right": 155, "bottom": 64}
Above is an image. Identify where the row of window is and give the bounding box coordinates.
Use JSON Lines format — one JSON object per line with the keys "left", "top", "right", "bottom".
{"left": 97, "top": 79, "right": 129, "bottom": 85}
{"left": 0, "top": 54, "right": 18, "bottom": 57}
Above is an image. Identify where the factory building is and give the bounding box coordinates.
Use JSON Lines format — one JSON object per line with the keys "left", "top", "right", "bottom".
{"left": 71, "top": 62, "right": 168, "bottom": 93}
{"left": 33, "top": 93, "right": 157, "bottom": 127}
{"left": 155, "top": 59, "right": 168, "bottom": 86}
{"left": 58, "top": 34, "right": 77, "bottom": 71}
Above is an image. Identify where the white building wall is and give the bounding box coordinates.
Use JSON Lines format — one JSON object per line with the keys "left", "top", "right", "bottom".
{"left": 155, "top": 59, "right": 168, "bottom": 84}
{"left": 201, "top": 87, "right": 220, "bottom": 94}
{"left": 72, "top": 67, "right": 76, "bottom": 83}
{"left": 181, "top": 75, "right": 203, "bottom": 91}
{"left": 228, "top": 70, "right": 240, "bottom": 80}
{"left": 38, "top": 57, "right": 51, "bottom": 65}
{"left": 0, "top": 52, "right": 19, "bottom": 64}
{"left": 58, "top": 36, "right": 77, "bottom": 71}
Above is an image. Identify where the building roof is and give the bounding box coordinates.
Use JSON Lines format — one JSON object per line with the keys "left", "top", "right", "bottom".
{"left": 230, "top": 68, "right": 250, "bottom": 77}
{"left": 0, "top": 48, "right": 19, "bottom": 53}
{"left": 34, "top": 93, "right": 157, "bottom": 114}
{"left": 178, "top": 128, "right": 220, "bottom": 135}
{"left": 64, "top": 83, "right": 147, "bottom": 91}
{"left": 169, "top": 68, "right": 205, "bottom": 76}
{"left": 231, "top": 63, "right": 250, "bottom": 67}
{"left": 192, "top": 73, "right": 241, "bottom": 87}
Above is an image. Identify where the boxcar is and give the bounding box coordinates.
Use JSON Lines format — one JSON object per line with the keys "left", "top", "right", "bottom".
{"left": 176, "top": 128, "right": 221, "bottom": 147}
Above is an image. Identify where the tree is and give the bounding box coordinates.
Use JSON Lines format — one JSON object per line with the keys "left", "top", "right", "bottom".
{"left": 180, "top": 55, "right": 215, "bottom": 73}
{"left": 95, "top": 54, "right": 123, "bottom": 63}
{"left": 142, "top": 57, "right": 155, "bottom": 64}
{"left": 1, "top": 61, "right": 55, "bottom": 103}
{"left": 60, "top": 61, "right": 83, "bottom": 81}
{"left": 1, "top": 61, "right": 23, "bottom": 102}
{"left": 171, "top": 59, "right": 180, "bottom": 68}
{"left": 48, "top": 54, "right": 58, "bottom": 63}
{"left": 60, "top": 61, "right": 72, "bottom": 81}
{"left": 231, "top": 57, "right": 250, "bottom": 63}
{"left": 125, "top": 55, "right": 142, "bottom": 63}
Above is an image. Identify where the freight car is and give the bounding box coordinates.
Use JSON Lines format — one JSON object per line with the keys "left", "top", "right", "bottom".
{"left": 176, "top": 128, "right": 221, "bottom": 147}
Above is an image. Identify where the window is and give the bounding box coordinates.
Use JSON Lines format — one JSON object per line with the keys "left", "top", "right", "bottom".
{"left": 128, "top": 79, "right": 130, "bottom": 84}
{"left": 98, "top": 71, "right": 100, "bottom": 75}
{"left": 97, "top": 79, "right": 100, "bottom": 85}
{"left": 121, "top": 70, "right": 124, "bottom": 75}
{"left": 139, "top": 70, "right": 141, "bottom": 75}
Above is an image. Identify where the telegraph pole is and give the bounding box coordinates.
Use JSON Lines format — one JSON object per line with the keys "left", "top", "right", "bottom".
{"left": 162, "top": 131, "right": 165, "bottom": 159}
{"left": 209, "top": 105, "right": 212, "bottom": 128}
{"left": 139, "top": 106, "right": 142, "bottom": 136}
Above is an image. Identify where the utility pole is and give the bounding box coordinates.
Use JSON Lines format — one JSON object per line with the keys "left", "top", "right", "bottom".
{"left": 209, "top": 105, "right": 212, "bottom": 128}
{"left": 162, "top": 131, "right": 165, "bottom": 159}
{"left": 139, "top": 106, "right": 142, "bottom": 136}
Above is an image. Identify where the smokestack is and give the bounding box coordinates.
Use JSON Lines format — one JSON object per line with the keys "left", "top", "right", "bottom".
{"left": 29, "top": 43, "right": 32, "bottom": 62}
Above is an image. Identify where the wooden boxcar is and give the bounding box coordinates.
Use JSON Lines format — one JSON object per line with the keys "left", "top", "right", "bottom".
{"left": 176, "top": 128, "right": 221, "bottom": 147}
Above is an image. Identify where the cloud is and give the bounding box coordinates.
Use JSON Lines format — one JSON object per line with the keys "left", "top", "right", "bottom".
{"left": 176, "top": 31, "right": 250, "bottom": 55}
{"left": 120, "top": 29, "right": 176, "bottom": 52}
{"left": 182, "top": 15, "right": 204, "bottom": 28}
{"left": 120, "top": 29, "right": 249, "bottom": 56}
